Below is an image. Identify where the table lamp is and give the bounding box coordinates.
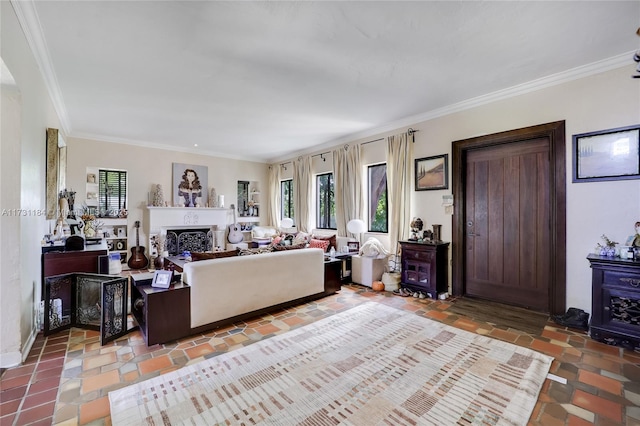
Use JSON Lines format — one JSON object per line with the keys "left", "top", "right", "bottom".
{"left": 347, "top": 219, "right": 366, "bottom": 242}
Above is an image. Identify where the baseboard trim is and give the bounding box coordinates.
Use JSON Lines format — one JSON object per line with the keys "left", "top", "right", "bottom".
{"left": 0, "top": 327, "right": 39, "bottom": 368}
{"left": 0, "top": 350, "right": 22, "bottom": 368}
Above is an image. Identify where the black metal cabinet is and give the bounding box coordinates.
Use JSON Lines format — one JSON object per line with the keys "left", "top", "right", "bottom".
{"left": 399, "top": 241, "right": 449, "bottom": 299}
{"left": 588, "top": 254, "right": 640, "bottom": 350}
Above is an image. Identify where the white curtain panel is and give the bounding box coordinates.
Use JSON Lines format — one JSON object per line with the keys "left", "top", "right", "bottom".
{"left": 333, "top": 144, "right": 363, "bottom": 237}
{"left": 266, "top": 164, "right": 281, "bottom": 227}
{"left": 293, "top": 156, "right": 312, "bottom": 232}
{"left": 386, "top": 132, "right": 413, "bottom": 255}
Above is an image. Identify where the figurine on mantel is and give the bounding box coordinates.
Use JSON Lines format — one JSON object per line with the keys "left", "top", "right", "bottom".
{"left": 152, "top": 184, "right": 164, "bottom": 207}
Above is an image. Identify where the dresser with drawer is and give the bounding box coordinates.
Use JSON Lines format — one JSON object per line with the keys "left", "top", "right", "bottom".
{"left": 588, "top": 254, "right": 640, "bottom": 350}
{"left": 399, "top": 240, "right": 449, "bottom": 299}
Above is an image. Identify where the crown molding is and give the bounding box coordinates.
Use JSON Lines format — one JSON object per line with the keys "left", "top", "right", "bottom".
{"left": 70, "top": 132, "right": 267, "bottom": 163}
{"left": 11, "top": 0, "right": 72, "bottom": 135}
{"left": 267, "top": 51, "right": 634, "bottom": 163}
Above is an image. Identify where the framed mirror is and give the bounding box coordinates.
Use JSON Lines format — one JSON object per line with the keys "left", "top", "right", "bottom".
{"left": 45, "top": 128, "right": 67, "bottom": 219}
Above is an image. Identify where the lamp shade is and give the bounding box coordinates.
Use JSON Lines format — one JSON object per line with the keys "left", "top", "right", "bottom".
{"left": 281, "top": 218, "right": 294, "bottom": 228}
{"left": 347, "top": 219, "right": 366, "bottom": 234}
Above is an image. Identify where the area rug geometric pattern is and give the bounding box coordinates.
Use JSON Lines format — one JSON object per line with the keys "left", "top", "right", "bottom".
{"left": 108, "top": 302, "right": 552, "bottom": 425}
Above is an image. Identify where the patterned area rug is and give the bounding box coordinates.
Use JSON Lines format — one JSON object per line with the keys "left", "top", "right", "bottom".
{"left": 108, "top": 302, "right": 552, "bottom": 425}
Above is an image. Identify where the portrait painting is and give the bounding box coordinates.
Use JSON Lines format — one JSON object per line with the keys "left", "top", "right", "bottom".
{"left": 172, "top": 163, "right": 208, "bottom": 207}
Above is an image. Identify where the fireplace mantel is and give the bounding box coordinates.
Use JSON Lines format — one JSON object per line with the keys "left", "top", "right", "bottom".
{"left": 145, "top": 206, "right": 232, "bottom": 235}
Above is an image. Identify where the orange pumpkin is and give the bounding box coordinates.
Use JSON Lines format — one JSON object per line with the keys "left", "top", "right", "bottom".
{"left": 372, "top": 281, "right": 385, "bottom": 292}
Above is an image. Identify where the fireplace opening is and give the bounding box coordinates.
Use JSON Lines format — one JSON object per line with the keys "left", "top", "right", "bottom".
{"left": 166, "top": 228, "right": 213, "bottom": 255}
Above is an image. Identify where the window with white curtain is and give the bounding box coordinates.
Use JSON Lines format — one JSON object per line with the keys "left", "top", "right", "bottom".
{"left": 281, "top": 179, "right": 294, "bottom": 220}
{"left": 316, "top": 172, "right": 335, "bottom": 229}
{"left": 368, "top": 164, "right": 388, "bottom": 233}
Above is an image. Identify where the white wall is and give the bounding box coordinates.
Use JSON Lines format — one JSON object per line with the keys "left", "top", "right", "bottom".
{"left": 1, "top": 1, "right": 62, "bottom": 367}
{"left": 65, "top": 137, "right": 269, "bottom": 248}
{"left": 1, "top": 67, "right": 23, "bottom": 367}
{"left": 278, "top": 65, "right": 640, "bottom": 313}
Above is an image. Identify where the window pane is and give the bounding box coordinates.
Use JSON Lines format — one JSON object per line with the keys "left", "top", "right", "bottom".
{"left": 368, "top": 164, "right": 388, "bottom": 233}
{"left": 316, "top": 173, "right": 335, "bottom": 229}
{"left": 99, "top": 170, "right": 127, "bottom": 217}
{"left": 280, "top": 179, "right": 294, "bottom": 221}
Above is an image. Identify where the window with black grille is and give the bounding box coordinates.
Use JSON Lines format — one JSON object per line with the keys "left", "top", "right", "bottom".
{"left": 99, "top": 169, "right": 127, "bottom": 216}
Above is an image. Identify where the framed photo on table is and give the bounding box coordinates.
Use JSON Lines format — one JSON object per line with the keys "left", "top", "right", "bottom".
{"left": 152, "top": 270, "right": 173, "bottom": 289}
{"left": 572, "top": 125, "right": 640, "bottom": 183}
{"left": 347, "top": 241, "right": 360, "bottom": 253}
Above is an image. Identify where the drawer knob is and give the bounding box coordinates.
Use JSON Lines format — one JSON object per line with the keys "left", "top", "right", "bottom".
{"left": 604, "top": 306, "right": 610, "bottom": 311}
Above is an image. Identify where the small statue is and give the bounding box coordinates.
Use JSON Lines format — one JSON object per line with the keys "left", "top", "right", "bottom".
{"left": 409, "top": 217, "right": 423, "bottom": 241}
{"left": 633, "top": 221, "right": 640, "bottom": 247}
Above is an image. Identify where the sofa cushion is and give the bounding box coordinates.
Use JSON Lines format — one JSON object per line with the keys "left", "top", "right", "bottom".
{"left": 272, "top": 243, "right": 306, "bottom": 251}
{"left": 251, "top": 226, "right": 278, "bottom": 239}
{"left": 238, "top": 246, "right": 274, "bottom": 256}
{"left": 309, "top": 238, "right": 330, "bottom": 251}
{"left": 191, "top": 249, "right": 239, "bottom": 261}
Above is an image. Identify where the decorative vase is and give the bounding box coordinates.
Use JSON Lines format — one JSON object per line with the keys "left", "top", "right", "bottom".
{"left": 209, "top": 188, "right": 217, "bottom": 208}
{"left": 154, "top": 254, "right": 164, "bottom": 270}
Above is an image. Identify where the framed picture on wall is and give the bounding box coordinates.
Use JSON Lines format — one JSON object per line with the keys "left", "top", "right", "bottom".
{"left": 415, "top": 154, "right": 448, "bottom": 191}
{"left": 572, "top": 125, "right": 640, "bottom": 183}
{"left": 172, "top": 163, "right": 208, "bottom": 207}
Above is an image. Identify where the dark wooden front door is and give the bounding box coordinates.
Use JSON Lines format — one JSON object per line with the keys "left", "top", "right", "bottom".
{"left": 465, "top": 138, "right": 550, "bottom": 310}
{"left": 452, "top": 121, "right": 566, "bottom": 314}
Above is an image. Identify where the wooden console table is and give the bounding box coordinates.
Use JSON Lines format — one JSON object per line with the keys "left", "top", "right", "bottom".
{"left": 588, "top": 254, "right": 640, "bottom": 350}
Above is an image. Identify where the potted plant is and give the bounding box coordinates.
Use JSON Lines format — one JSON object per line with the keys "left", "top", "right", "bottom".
{"left": 596, "top": 234, "right": 618, "bottom": 257}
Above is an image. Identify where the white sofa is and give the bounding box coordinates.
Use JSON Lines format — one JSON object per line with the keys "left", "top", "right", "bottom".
{"left": 182, "top": 248, "right": 325, "bottom": 329}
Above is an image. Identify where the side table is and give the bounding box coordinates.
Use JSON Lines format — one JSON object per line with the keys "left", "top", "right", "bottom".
{"left": 324, "top": 258, "right": 342, "bottom": 293}
{"left": 130, "top": 272, "right": 190, "bottom": 346}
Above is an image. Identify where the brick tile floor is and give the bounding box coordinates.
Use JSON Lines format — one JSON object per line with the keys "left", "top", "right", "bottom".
{"left": 1, "top": 284, "right": 639, "bottom": 425}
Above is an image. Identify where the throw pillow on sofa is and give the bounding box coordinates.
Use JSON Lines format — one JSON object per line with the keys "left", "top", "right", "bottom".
{"left": 311, "top": 234, "right": 336, "bottom": 252}
{"left": 309, "top": 238, "right": 330, "bottom": 251}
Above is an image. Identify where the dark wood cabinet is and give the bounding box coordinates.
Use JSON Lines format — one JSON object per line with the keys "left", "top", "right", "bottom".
{"left": 588, "top": 254, "right": 640, "bottom": 350}
{"left": 324, "top": 258, "right": 342, "bottom": 293}
{"left": 399, "top": 241, "right": 449, "bottom": 299}
{"left": 130, "top": 273, "right": 190, "bottom": 346}
{"left": 41, "top": 243, "right": 107, "bottom": 299}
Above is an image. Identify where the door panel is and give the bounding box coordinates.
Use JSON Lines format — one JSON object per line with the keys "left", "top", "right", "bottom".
{"left": 465, "top": 138, "right": 550, "bottom": 310}
{"left": 452, "top": 121, "right": 566, "bottom": 315}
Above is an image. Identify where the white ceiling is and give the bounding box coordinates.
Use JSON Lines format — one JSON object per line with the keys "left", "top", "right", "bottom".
{"left": 14, "top": 1, "right": 640, "bottom": 163}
